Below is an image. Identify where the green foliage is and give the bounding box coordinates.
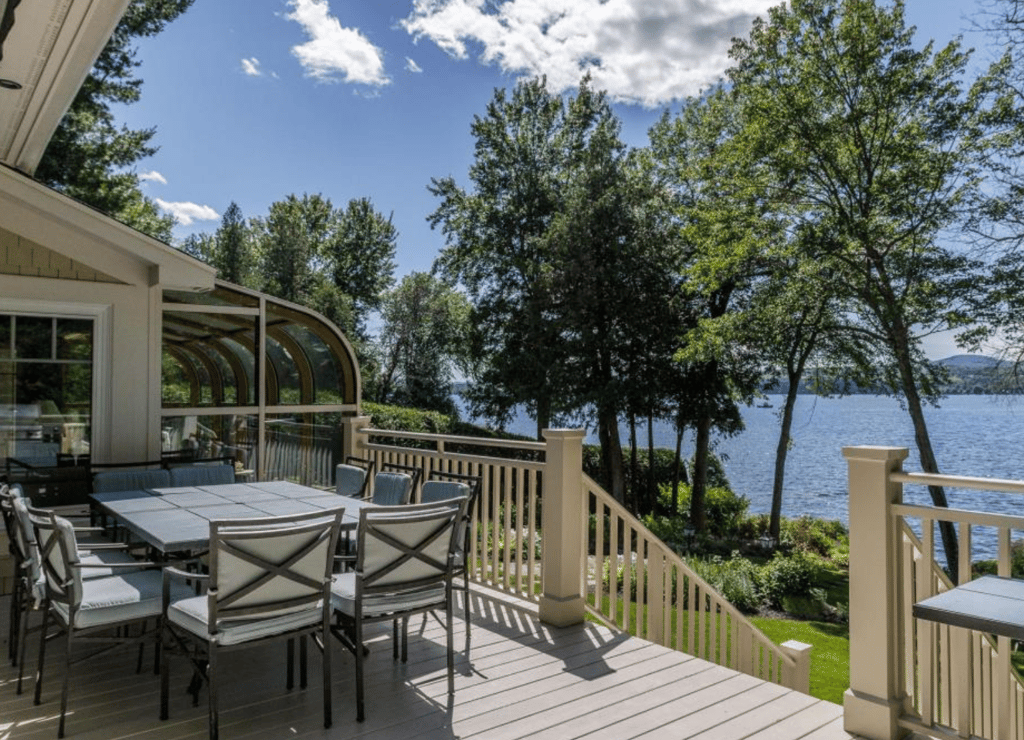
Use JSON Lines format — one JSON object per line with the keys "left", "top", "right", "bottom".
{"left": 759, "top": 551, "right": 824, "bottom": 609}
{"left": 643, "top": 483, "right": 749, "bottom": 541}
{"left": 35, "top": 0, "right": 193, "bottom": 239}
{"left": 780, "top": 516, "right": 850, "bottom": 563}
{"left": 375, "top": 272, "right": 471, "bottom": 416}
{"left": 686, "top": 554, "right": 762, "bottom": 614}
{"left": 362, "top": 401, "right": 454, "bottom": 435}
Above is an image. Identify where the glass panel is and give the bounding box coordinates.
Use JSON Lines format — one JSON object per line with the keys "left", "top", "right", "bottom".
{"left": 164, "top": 285, "right": 259, "bottom": 308}
{"left": 16, "top": 316, "right": 52, "bottom": 360}
{"left": 284, "top": 324, "right": 344, "bottom": 404}
{"left": 264, "top": 412, "right": 343, "bottom": 488}
{"left": 160, "top": 414, "right": 257, "bottom": 476}
{"left": 266, "top": 334, "right": 301, "bottom": 405}
{"left": 57, "top": 319, "right": 93, "bottom": 361}
{"left": 0, "top": 363, "right": 92, "bottom": 464}
{"left": 163, "top": 311, "right": 256, "bottom": 407}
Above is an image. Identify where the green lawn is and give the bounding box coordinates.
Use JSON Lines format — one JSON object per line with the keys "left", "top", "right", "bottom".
{"left": 750, "top": 616, "right": 850, "bottom": 704}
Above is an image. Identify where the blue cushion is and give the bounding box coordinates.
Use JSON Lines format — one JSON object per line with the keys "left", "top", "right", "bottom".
{"left": 93, "top": 469, "right": 170, "bottom": 492}
{"left": 371, "top": 472, "right": 412, "bottom": 506}
{"left": 335, "top": 464, "right": 366, "bottom": 497}
{"left": 168, "top": 464, "right": 235, "bottom": 487}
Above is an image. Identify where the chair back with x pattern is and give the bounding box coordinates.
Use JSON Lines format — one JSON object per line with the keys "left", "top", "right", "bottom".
{"left": 355, "top": 499, "right": 466, "bottom": 602}
{"left": 207, "top": 509, "right": 344, "bottom": 627}
{"left": 27, "top": 505, "right": 83, "bottom": 615}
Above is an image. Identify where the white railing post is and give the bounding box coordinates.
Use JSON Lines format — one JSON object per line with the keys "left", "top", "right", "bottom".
{"left": 843, "top": 445, "right": 910, "bottom": 740}
{"left": 341, "top": 415, "right": 371, "bottom": 461}
{"left": 539, "top": 428, "right": 586, "bottom": 627}
{"left": 781, "top": 640, "right": 812, "bottom": 695}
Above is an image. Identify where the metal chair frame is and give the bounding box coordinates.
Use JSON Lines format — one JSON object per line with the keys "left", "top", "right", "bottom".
{"left": 160, "top": 507, "right": 344, "bottom": 740}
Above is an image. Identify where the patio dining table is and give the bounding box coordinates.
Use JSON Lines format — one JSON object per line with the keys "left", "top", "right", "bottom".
{"left": 91, "top": 480, "right": 366, "bottom": 554}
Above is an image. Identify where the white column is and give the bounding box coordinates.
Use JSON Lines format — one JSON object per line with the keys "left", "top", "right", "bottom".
{"left": 843, "top": 446, "right": 910, "bottom": 740}
{"left": 539, "top": 428, "right": 586, "bottom": 627}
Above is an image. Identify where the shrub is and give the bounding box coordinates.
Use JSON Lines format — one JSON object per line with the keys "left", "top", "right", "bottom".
{"left": 643, "top": 483, "right": 749, "bottom": 541}
{"left": 759, "top": 551, "right": 823, "bottom": 608}
{"left": 686, "top": 553, "right": 762, "bottom": 614}
{"left": 780, "top": 516, "right": 849, "bottom": 560}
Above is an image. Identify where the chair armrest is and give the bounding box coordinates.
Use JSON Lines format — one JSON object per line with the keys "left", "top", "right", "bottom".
{"left": 163, "top": 564, "right": 209, "bottom": 611}
{"left": 163, "top": 564, "right": 208, "bottom": 582}
{"left": 77, "top": 542, "right": 129, "bottom": 552}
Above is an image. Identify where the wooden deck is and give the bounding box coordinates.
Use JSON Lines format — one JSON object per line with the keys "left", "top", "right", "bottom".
{"left": 0, "top": 590, "right": 857, "bottom": 739}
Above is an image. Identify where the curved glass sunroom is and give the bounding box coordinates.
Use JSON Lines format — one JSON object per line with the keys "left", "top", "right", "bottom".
{"left": 162, "top": 281, "right": 360, "bottom": 487}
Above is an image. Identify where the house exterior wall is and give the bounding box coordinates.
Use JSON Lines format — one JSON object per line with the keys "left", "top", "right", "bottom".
{"left": 0, "top": 273, "right": 160, "bottom": 463}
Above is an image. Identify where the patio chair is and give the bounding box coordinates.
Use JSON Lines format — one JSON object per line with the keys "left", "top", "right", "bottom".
{"left": 420, "top": 471, "right": 483, "bottom": 645}
{"left": 27, "top": 506, "right": 185, "bottom": 738}
{"left": 160, "top": 507, "right": 345, "bottom": 740}
{"left": 380, "top": 461, "right": 422, "bottom": 500}
{"left": 3, "top": 485, "right": 141, "bottom": 678}
{"left": 369, "top": 470, "right": 414, "bottom": 506}
{"left": 330, "top": 498, "right": 466, "bottom": 722}
{"left": 335, "top": 456, "right": 375, "bottom": 498}
{"left": 167, "top": 463, "right": 235, "bottom": 487}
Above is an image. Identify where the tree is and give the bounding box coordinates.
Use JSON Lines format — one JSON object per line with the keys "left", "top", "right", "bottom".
{"left": 430, "top": 78, "right": 567, "bottom": 438}
{"left": 212, "top": 202, "right": 253, "bottom": 286}
{"left": 255, "top": 194, "right": 329, "bottom": 305}
{"left": 34, "top": 0, "right": 195, "bottom": 240}
{"left": 647, "top": 88, "right": 772, "bottom": 530}
{"left": 376, "top": 273, "right": 471, "bottom": 416}
{"left": 325, "top": 198, "right": 398, "bottom": 340}
{"left": 728, "top": 0, "right": 987, "bottom": 574}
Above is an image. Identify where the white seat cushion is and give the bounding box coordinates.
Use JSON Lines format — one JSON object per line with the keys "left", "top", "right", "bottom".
{"left": 167, "top": 594, "right": 325, "bottom": 646}
{"left": 79, "top": 549, "right": 145, "bottom": 578}
{"left": 330, "top": 572, "right": 445, "bottom": 618}
{"left": 53, "top": 569, "right": 190, "bottom": 629}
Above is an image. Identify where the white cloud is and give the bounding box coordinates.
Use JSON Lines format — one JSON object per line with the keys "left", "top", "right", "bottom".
{"left": 241, "top": 57, "right": 263, "bottom": 76}
{"left": 400, "top": 0, "right": 775, "bottom": 107}
{"left": 139, "top": 170, "right": 167, "bottom": 185}
{"left": 405, "top": 57, "right": 423, "bottom": 73}
{"left": 155, "top": 199, "right": 219, "bottom": 226}
{"left": 285, "top": 0, "right": 389, "bottom": 86}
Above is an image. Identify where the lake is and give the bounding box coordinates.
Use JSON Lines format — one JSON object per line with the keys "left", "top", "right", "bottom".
{"left": 466, "top": 394, "right": 1024, "bottom": 558}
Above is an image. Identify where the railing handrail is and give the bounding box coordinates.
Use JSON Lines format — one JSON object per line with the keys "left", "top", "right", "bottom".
{"left": 892, "top": 501, "right": 1024, "bottom": 531}
{"left": 360, "top": 439, "right": 545, "bottom": 472}
{"left": 892, "top": 470, "right": 1024, "bottom": 495}
{"left": 358, "top": 427, "right": 546, "bottom": 453}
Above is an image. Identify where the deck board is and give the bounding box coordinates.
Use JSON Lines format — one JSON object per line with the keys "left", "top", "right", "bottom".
{"left": 0, "top": 590, "right": 855, "bottom": 740}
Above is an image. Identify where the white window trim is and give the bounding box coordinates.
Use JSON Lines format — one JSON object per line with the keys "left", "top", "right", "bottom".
{"left": 0, "top": 298, "right": 112, "bottom": 462}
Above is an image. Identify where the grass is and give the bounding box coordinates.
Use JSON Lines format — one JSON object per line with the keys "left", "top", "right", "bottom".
{"left": 750, "top": 616, "right": 850, "bottom": 704}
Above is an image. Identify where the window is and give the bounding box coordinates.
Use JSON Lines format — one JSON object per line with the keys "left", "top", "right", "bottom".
{"left": 0, "top": 314, "right": 94, "bottom": 467}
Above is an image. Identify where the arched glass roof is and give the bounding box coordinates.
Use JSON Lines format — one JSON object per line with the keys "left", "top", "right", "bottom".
{"left": 162, "top": 282, "right": 359, "bottom": 409}
{"left": 160, "top": 282, "right": 360, "bottom": 485}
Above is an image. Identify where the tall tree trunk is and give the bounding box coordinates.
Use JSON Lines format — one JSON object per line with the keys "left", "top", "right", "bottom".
{"left": 690, "top": 415, "right": 712, "bottom": 530}
{"left": 628, "top": 411, "right": 639, "bottom": 513}
{"left": 535, "top": 393, "right": 551, "bottom": 441}
{"left": 599, "top": 404, "right": 626, "bottom": 504}
{"left": 647, "top": 414, "right": 656, "bottom": 514}
{"left": 672, "top": 422, "right": 687, "bottom": 514}
{"left": 893, "top": 328, "right": 959, "bottom": 582}
{"left": 770, "top": 378, "right": 801, "bottom": 541}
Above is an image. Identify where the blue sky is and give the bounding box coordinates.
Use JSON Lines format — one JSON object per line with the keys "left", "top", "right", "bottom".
{"left": 119, "top": 0, "right": 992, "bottom": 355}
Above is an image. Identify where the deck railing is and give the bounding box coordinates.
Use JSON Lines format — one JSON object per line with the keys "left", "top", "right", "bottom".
{"left": 344, "top": 418, "right": 810, "bottom": 693}
{"left": 844, "top": 446, "right": 1024, "bottom": 740}
{"left": 585, "top": 474, "right": 810, "bottom": 692}
{"left": 357, "top": 425, "right": 545, "bottom": 603}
